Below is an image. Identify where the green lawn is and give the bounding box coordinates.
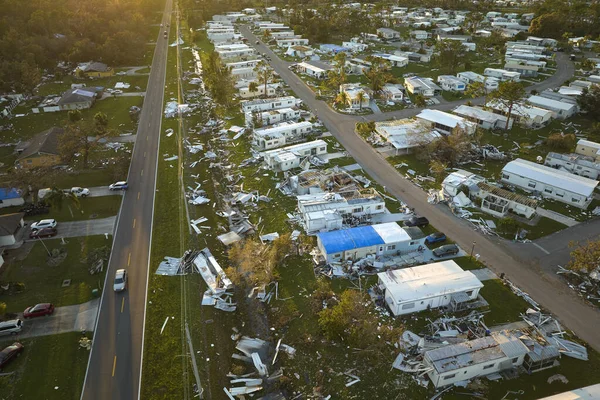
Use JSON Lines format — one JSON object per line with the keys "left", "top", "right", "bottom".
{"left": 4, "top": 96, "right": 142, "bottom": 143}
{"left": 480, "top": 279, "right": 531, "bottom": 325}
{"left": 36, "top": 75, "right": 149, "bottom": 97}
{"left": 453, "top": 255, "right": 487, "bottom": 270}
{"left": 51, "top": 169, "right": 122, "bottom": 188}
{"left": 0, "top": 332, "right": 92, "bottom": 400}
{"left": 0, "top": 235, "right": 111, "bottom": 313}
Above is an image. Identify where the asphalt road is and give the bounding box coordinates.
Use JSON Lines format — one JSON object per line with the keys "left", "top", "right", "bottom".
{"left": 80, "top": 1, "right": 172, "bottom": 399}
{"left": 240, "top": 26, "right": 600, "bottom": 352}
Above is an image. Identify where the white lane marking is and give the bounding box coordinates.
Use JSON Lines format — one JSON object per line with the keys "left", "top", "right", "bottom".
{"left": 532, "top": 243, "right": 550, "bottom": 255}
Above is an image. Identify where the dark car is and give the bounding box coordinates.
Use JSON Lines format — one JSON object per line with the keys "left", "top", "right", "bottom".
{"left": 23, "top": 303, "right": 55, "bottom": 319}
{"left": 0, "top": 342, "right": 23, "bottom": 369}
{"left": 433, "top": 244, "right": 460, "bottom": 258}
{"left": 29, "top": 227, "right": 57, "bottom": 239}
{"left": 405, "top": 216, "right": 429, "bottom": 227}
{"left": 425, "top": 232, "right": 446, "bottom": 244}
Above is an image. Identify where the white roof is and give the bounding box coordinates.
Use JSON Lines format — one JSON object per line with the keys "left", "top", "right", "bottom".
{"left": 537, "top": 383, "right": 600, "bottom": 400}
{"left": 417, "top": 109, "right": 468, "bottom": 129}
{"left": 528, "top": 95, "right": 577, "bottom": 111}
{"left": 371, "top": 222, "right": 411, "bottom": 244}
{"left": 503, "top": 158, "right": 599, "bottom": 197}
{"left": 375, "top": 119, "right": 441, "bottom": 150}
{"left": 453, "top": 105, "right": 506, "bottom": 123}
{"left": 577, "top": 139, "right": 600, "bottom": 150}
{"left": 378, "top": 260, "right": 483, "bottom": 303}
{"left": 383, "top": 84, "right": 404, "bottom": 94}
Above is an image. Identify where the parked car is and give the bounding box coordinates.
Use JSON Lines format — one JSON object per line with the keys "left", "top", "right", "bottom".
{"left": 70, "top": 187, "right": 90, "bottom": 197}
{"left": 30, "top": 219, "right": 57, "bottom": 231}
{"left": 426, "top": 232, "right": 446, "bottom": 244}
{"left": 113, "top": 269, "right": 128, "bottom": 292}
{"left": 255, "top": 40, "right": 260, "bottom": 44}
{"left": 29, "top": 227, "right": 57, "bottom": 239}
{"left": 23, "top": 303, "right": 55, "bottom": 318}
{"left": 0, "top": 320, "right": 23, "bottom": 336}
{"left": 0, "top": 342, "right": 24, "bottom": 369}
{"left": 433, "top": 244, "right": 460, "bottom": 258}
{"left": 405, "top": 216, "right": 429, "bottom": 227}
{"left": 109, "top": 181, "right": 128, "bottom": 191}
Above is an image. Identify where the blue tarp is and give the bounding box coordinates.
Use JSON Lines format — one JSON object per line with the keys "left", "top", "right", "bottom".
{"left": 318, "top": 225, "right": 385, "bottom": 254}
{"left": 0, "top": 188, "right": 20, "bottom": 201}
{"left": 319, "top": 44, "right": 351, "bottom": 54}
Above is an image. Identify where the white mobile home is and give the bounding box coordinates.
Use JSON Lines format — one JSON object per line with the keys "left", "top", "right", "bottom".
{"left": 484, "top": 68, "right": 521, "bottom": 82}
{"left": 246, "top": 107, "right": 301, "bottom": 127}
{"left": 375, "top": 119, "right": 441, "bottom": 154}
{"left": 317, "top": 222, "right": 425, "bottom": 263}
{"left": 424, "top": 331, "right": 529, "bottom": 388}
{"left": 371, "top": 53, "right": 409, "bottom": 67}
{"left": 238, "top": 83, "right": 280, "bottom": 99}
{"left": 378, "top": 260, "right": 483, "bottom": 316}
{"left": 342, "top": 41, "right": 369, "bottom": 53}
{"left": 456, "top": 71, "right": 499, "bottom": 90}
{"left": 345, "top": 58, "right": 372, "bottom": 74}
{"left": 504, "top": 63, "right": 539, "bottom": 77}
{"left": 453, "top": 105, "right": 513, "bottom": 130}
{"left": 253, "top": 121, "right": 313, "bottom": 150}
{"left": 416, "top": 109, "right": 477, "bottom": 135}
{"left": 575, "top": 139, "right": 600, "bottom": 160}
{"left": 526, "top": 95, "right": 578, "bottom": 119}
{"left": 0, "top": 188, "right": 24, "bottom": 209}
{"left": 405, "top": 77, "right": 442, "bottom": 97}
{"left": 487, "top": 101, "right": 553, "bottom": 128}
{"left": 381, "top": 84, "right": 405, "bottom": 102}
{"left": 240, "top": 96, "right": 302, "bottom": 113}
{"left": 263, "top": 140, "right": 327, "bottom": 172}
{"left": 276, "top": 38, "right": 309, "bottom": 48}
{"left": 501, "top": 158, "right": 599, "bottom": 208}
{"left": 437, "top": 75, "right": 466, "bottom": 92}
{"left": 299, "top": 189, "right": 386, "bottom": 234}
{"left": 295, "top": 61, "right": 333, "bottom": 79}
{"left": 377, "top": 27, "right": 401, "bottom": 40}
{"left": 545, "top": 152, "right": 600, "bottom": 180}
{"left": 339, "top": 84, "right": 370, "bottom": 109}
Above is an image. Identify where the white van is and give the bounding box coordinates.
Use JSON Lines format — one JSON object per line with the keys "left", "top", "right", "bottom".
{"left": 0, "top": 319, "right": 23, "bottom": 336}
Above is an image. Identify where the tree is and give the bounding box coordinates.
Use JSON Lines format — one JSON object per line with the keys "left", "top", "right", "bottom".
{"left": 416, "top": 126, "right": 473, "bottom": 166}
{"left": 578, "top": 85, "right": 600, "bottom": 120}
{"left": 43, "top": 188, "right": 80, "bottom": 211}
{"left": 433, "top": 40, "right": 468, "bottom": 74}
{"left": 414, "top": 94, "right": 426, "bottom": 107}
{"left": 465, "top": 81, "right": 488, "bottom": 105}
{"left": 5, "top": 167, "right": 56, "bottom": 203}
{"left": 59, "top": 117, "right": 117, "bottom": 169}
{"left": 262, "top": 29, "right": 272, "bottom": 42}
{"left": 201, "top": 50, "right": 236, "bottom": 106}
{"left": 529, "top": 13, "right": 566, "bottom": 40}
{"left": 254, "top": 60, "right": 274, "bottom": 98}
{"left": 355, "top": 121, "right": 375, "bottom": 139}
{"left": 364, "top": 56, "right": 392, "bottom": 93}
{"left": 546, "top": 133, "right": 577, "bottom": 151}
{"left": 429, "top": 160, "right": 448, "bottom": 183}
{"left": 248, "top": 81, "right": 259, "bottom": 95}
{"left": 568, "top": 240, "right": 600, "bottom": 273}
{"left": 488, "top": 81, "right": 526, "bottom": 130}
{"left": 68, "top": 110, "right": 83, "bottom": 123}
{"left": 335, "top": 91, "right": 349, "bottom": 108}
{"left": 356, "top": 91, "right": 367, "bottom": 110}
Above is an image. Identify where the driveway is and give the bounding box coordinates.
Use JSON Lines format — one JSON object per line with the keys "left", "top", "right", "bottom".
{"left": 240, "top": 26, "right": 600, "bottom": 353}
{"left": 16, "top": 299, "right": 100, "bottom": 339}
{"left": 26, "top": 216, "right": 116, "bottom": 240}
{"left": 87, "top": 186, "right": 126, "bottom": 198}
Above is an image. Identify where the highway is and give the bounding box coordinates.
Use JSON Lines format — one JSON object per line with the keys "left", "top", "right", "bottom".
{"left": 240, "top": 26, "right": 600, "bottom": 352}
{"left": 80, "top": 0, "right": 172, "bottom": 398}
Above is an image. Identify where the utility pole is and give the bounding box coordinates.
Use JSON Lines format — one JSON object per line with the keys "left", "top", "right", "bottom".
{"left": 470, "top": 241, "right": 476, "bottom": 260}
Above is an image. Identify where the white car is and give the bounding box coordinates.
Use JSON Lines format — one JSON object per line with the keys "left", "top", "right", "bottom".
{"left": 30, "top": 219, "right": 57, "bottom": 231}
{"left": 70, "top": 187, "right": 90, "bottom": 197}
{"left": 113, "top": 269, "right": 128, "bottom": 292}
{"left": 109, "top": 181, "right": 128, "bottom": 191}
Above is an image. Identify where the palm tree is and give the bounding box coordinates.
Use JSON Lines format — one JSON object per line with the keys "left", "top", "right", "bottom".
{"left": 335, "top": 91, "right": 350, "bottom": 108}
{"left": 248, "top": 81, "right": 259, "bottom": 95}
{"left": 44, "top": 188, "right": 80, "bottom": 212}
{"left": 262, "top": 29, "right": 272, "bottom": 42}
{"left": 254, "top": 60, "right": 274, "bottom": 98}
{"left": 356, "top": 91, "right": 367, "bottom": 110}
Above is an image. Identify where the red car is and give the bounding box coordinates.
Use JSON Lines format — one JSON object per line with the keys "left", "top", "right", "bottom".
{"left": 0, "top": 342, "right": 23, "bottom": 369}
{"left": 23, "top": 303, "right": 55, "bottom": 318}
{"left": 29, "top": 227, "right": 57, "bottom": 239}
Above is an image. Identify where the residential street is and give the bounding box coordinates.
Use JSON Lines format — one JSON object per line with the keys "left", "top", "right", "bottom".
{"left": 80, "top": 0, "right": 172, "bottom": 398}
{"left": 239, "top": 26, "right": 600, "bottom": 352}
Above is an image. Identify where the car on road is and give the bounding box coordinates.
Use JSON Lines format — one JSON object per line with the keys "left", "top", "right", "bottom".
{"left": 425, "top": 232, "right": 446, "bottom": 244}
{"left": 109, "top": 181, "right": 128, "bottom": 191}
{"left": 405, "top": 216, "right": 429, "bottom": 227}
{"left": 29, "top": 227, "right": 57, "bottom": 239}
{"left": 255, "top": 40, "right": 260, "bottom": 44}
{"left": 23, "top": 303, "right": 55, "bottom": 319}
{"left": 70, "top": 187, "right": 90, "bottom": 197}
{"left": 113, "top": 269, "right": 128, "bottom": 292}
{"left": 432, "top": 244, "right": 460, "bottom": 258}
{"left": 0, "top": 342, "right": 24, "bottom": 369}
{"left": 0, "top": 319, "right": 23, "bottom": 336}
{"left": 30, "top": 219, "right": 57, "bottom": 231}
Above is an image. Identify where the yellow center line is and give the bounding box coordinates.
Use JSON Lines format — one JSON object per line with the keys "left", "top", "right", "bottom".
{"left": 133, "top": 219, "right": 136, "bottom": 229}
{"left": 144, "top": 152, "right": 147, "bottom": 158}
{"left": 141, "top": 169, "right": 144, "bottom": 176}
{"left": 121, "top": 297, "right": 125, "bottom": 313}
{"left": 137, "top": 192, "right": 140, "bottom": 200}
{"left": 128, "top": 253, "right": 131, "bottom": 266}
{"left": 146, "top": 135, "right": 149, "bottom": 141}
{"left": 112, "top": 356, "right": 117, "bottom": 377}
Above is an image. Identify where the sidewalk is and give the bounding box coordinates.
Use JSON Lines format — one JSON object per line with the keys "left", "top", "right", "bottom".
{"left": 536, "top": 207, "right": 578, "bottom": 227}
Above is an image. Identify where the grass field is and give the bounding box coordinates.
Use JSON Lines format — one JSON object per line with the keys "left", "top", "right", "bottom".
{"left": 0, "top": 235, "right": 111, "bottom": 313}
{"left": 0, "top": 195, "right": 122, "bottom": 222}
{"left": 0, "top": 332, "right": 92, "bottom": 400}
{"left": 36, "top": 75, "right": 149, "bottom": 97}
